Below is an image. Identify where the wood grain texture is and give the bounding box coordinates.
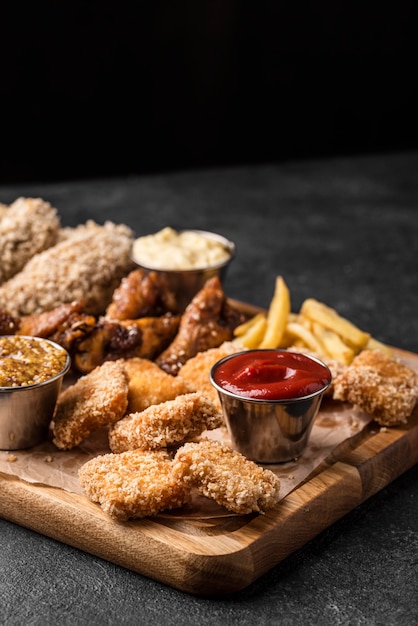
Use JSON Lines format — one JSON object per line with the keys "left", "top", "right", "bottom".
{"left": 1, "top": 341, "right": 418, "bottom": 595}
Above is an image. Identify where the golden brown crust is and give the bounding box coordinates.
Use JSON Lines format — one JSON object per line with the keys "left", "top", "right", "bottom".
{"left": 78, "top": 449, "right": 189, "bottom": 521}
{"left": 173, "top": 439, "right": 281, "bottom": 514}
{"left": 105, "top": 268, "right": 178, "bottom": 319}
{"left": 108, "top": 392, "right": 223, "bottom": 453}
{"left": 155, "top": 276, "right": 245, "bottom": 375}
{"left": 177, "top": 341, "right": 241, "bottom": 408}
{"left": 333, "top": 349, "right": 418, "bottom": 425}
{"left": 124, "top": 356, "right": 191, "bottom": 413}
{"left": 52, "top": 360, "right": 129, "bottom": 450}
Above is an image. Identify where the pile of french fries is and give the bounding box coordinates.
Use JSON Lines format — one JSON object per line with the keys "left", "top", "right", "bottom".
{"left": 233, "top": 276, "right": 391, "bottom": 365}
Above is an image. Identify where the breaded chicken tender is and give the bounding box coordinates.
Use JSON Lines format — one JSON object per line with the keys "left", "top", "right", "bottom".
{"left": 109, "top": 392, "right": 223, "bottom": 453}
{"left": 333, "top": 349, "right": 418, "bottom": 426}
{"left": 177, "top": 341, "right": 241, "bottom": 409}
{"left": 0, "top": 197, "right": 60, "bottom": 284}
{"left": 173, "top": 439, "right": 281, "bottom": 514}
{"left": 52, "top": 360, "right": 129, "bottom": 449}
{"left": 124, "top": 356, "right": 191, "bottom": 413}
{"left": 78, "top": 449, "right": 189, "bottom": 521}
{"left": 0, "top": 220, "right": 135, "bottom": 317}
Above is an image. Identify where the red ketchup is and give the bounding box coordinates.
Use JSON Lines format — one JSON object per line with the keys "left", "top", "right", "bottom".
{"left": 212, "top": 350, "right": 331, "bottom": 400}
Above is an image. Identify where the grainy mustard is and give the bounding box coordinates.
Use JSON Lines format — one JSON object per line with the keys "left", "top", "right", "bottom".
{"left": 132, "top": 227, "right": 231, "bottom": 270}
{"left": 0, "top": 336, "right": 68, "bottom": 387}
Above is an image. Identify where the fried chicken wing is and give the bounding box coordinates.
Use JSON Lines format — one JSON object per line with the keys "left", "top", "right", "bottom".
{"left": 173, "top": 439, "right": 281, "bottom": 515}
{"left": 156, "top": 276, "right": 245, "bottom": 375}
{"left": 333, "top": 349, "right": 418, "bottom": 426}
{"left": 73, "top": 313, "right": 180, "bottom": 374}
{"left": 105, "top": 268, "right": 178, "bottom": 320}
{"left": 17, "top": 301, "right": 96, "bottom": 350}
{"left": 78, "top": 449, "right": 189, "bottom": 521}
{"left": 108, "top": 392, "right": 223, "bottom": 453}
{"left": 119, "top": 313, "right": 180, "bottom": 359}
{"left": 52, "top": 360, "right": 129, "bottom": 450}
{"left": 124, "top": 357, "right": 190, "bottom": 413}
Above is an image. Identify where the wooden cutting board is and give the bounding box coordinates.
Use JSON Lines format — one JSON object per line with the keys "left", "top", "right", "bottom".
{"left": 1, "top": 315, "right": 418, "bottom": 595}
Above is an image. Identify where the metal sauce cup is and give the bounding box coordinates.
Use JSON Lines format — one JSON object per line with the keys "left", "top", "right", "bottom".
{"left": 0, "top": 337, "right": 71, "bottom": 450}
{"left": 210, "top": 350, "right": 332, "bottom": 463}
{"left": 131, "top": 229, "right": 235, "bottom": 312}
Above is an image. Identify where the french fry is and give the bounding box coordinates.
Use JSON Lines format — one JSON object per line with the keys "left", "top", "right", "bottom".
{"left": 365, "top": 336, "right": 393, "bottom": 356}
{"left": 234, "top": 314, "right": 268, "bottom": 349}
{"left": 300, "top": 298, "right": 370, "bottom": 350}
{"left": 286, "top": 321, "right": 324, "bottom": 354}
{"left": 259, "top": 276, "right": 291, "bottom": 349}
{"left": 311, "top": 322, "right": 355, "bottom": 364}
{"left": 234, "top": 312, "right": 266, "bottom": 337}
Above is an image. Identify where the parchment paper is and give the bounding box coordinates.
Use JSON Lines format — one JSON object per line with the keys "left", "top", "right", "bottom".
{"left": 0, "top": 397, "right": 371, "bottom": 518}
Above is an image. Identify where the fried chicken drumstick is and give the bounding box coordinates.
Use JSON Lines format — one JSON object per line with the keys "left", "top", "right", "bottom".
{"left": 156, "top": 276, "right": 245, "bottom": 375}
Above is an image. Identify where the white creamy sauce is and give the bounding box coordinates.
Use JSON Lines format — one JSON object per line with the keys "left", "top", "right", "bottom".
{"left": 132, "top": 227, "right": 231, "bottom": 270}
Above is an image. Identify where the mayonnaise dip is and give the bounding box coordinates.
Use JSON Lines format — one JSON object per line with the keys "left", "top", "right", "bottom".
{"left": 131, "top": 227, "right": 232, "bottom": 270}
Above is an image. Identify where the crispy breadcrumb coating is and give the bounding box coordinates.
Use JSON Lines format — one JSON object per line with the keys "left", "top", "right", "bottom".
{"left": 173, "top": 439, "right": 281, "bottom": 514}
{"left": 333, "top": 349, "right": 418, "bottom": 426}
{"left": 109, "top": 392, "right": 223, "bottom": 453}
{"left": 78, "top": 449, "right": 189, "bottom": 521}
{"left": 0, "top": 220, "right": 135, "bottom": 316}
{"left": 0, "top": 197, "right": 60, "bottom": 284}
{"left": 177, "top": 341, "right": 241, "bottom": 408}
{"left": 124, "top": 357, "right": 191, "bottom": 413}
{"left": 52, "top": 360, "right": 129, "bottom": 450}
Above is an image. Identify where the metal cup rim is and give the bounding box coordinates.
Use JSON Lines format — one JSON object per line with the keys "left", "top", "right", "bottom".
{"left": 130, "top": 229, "right": 235, "bottom": 273}
{"left": 0, "top": 336, "right": 71, "bottom": 392}
{"left": 209, "top": 348, "right": 332, "bottom": 404}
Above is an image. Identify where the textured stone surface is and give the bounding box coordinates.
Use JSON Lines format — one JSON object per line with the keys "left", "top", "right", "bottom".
{"left": 1, "top": 152, "right": 418, "bottom": 625}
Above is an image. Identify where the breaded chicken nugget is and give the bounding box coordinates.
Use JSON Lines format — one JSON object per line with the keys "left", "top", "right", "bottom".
{"left": 173, "top": 439, "right": 281, "bottom": 515}
{"left": 109, "top": 392, "right": 223, "bottom": 453}
{"left": 124, "top": 357, "right": 191, "bottom": 413}
{"left": 78, "top": 449, "right": 189, "bottom": 521}
{"left": 333, "top": 349, "right": 418, "bottom": 426}
{"left": 0, "top": 197, "right": 60, "bottom": 284}
{"left": 52, "top": 360, "right": 129, "bottom": 450}
{"left": 177, "top": 341, "right": 240, "bottom": 408}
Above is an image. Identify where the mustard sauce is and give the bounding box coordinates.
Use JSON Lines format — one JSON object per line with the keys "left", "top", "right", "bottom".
{"left": 0, "top": 336, "right": 68, "bottom": 387}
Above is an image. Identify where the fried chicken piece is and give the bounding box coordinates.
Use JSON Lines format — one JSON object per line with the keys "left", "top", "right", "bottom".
{"left": 173, "top": 439, "right": 281, "bottom": 515}
{"left": 156, "top": 276, "right": 245, "bottom": 375}
{"left": 72, "top": 319, "right": 143, "bottom": 373}
{"left": 109, "top": 392, "right": 223, "bottom": 453}
{"left": 0, "top": 220, "right": 135, "bottom": 317}
{"left": 73, "top": 313, "right": 180, "bottom": 374}
{"left": 124, "top": 357, "right": 191, "bottom": 413}
{"left": 0, "top": 310, "right": 20, "bottom": 335}
{"left": 52, "top": 360, "right": 129, "bottom": 449}
{"left": 119, "top": 314, "right": 180, "bottom": 359}
{"left": 333, "top": 349, "right": 418, "bottom": 426}
{"left": 78, "top": 449, "right": 189, "bottom": 521}
{"left": 17, "top": 300, "right": 97, "bottom": 349}
{"left": 177, "top": 341, "right": 241, "bottom": 409}
{"left": 105, "top": 268, "right": 178, "bottom": 320}
{"left": 0, "top": 197, "right": 60, "bottom": 285}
